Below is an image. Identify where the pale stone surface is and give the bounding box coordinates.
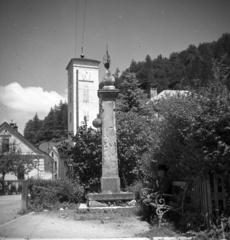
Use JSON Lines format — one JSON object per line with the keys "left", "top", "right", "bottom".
{"left": 101, "top": 101, "right": 118, "bottom": 177}
{"left": 101, "top": 177, "right": 120, "bottom": 193}
{"left": 103, "top": 85, "right": 115, "bottom": 90}
{"left": 99, "top": 89, "right": 120, "bottom": 194}
{"left": 88, "top": 200, "right": 108, "bottom": 207}
{"left": 87, "top": 192, "right": 135, "bottom": 201}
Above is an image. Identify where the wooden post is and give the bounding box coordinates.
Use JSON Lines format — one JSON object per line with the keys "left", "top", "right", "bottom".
{"left": 221, "top": 175, "right": 227, "bottom": 210}
{"left": 213, "top": 173, "right": 219, "bottom": 219}
{"left": 206, "top": 176, "right": 212, "bottom": 227}
{"left": 202, "top": 180, "right": 208, "bottom": 227}
{"left": 197, "top": 178, "right": 202, "bottom": 213}
{"left": 21, "top": 180, "right": 28, "bottom": 212}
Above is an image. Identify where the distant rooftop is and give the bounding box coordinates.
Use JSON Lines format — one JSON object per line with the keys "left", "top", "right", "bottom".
{"left": 151, "top": 90, "right": 190, "bottom": 101}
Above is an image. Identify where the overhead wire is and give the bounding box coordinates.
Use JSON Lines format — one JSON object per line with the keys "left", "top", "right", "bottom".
{"left": 81, "top": 0, "right": 88, "bottom": 58}
{"left": 75, "top": 0, "right": 78, "bottom": 57}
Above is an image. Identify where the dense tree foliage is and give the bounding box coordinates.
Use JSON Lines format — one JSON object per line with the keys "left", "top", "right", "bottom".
{"left": 119, "top": 33, "right": 230, "bottom": 95}
{"left": 0, "top": 142, "right": 38, "bottom": 193}
{"left": 116, "top": 111, "right": 152, "bottom": 187}
{"left": 115, "top": 34, "right": 230, "bottom": 184}
{"left": 24, "top": 101, "right": 68, "bottom": 145}
{"left": 117, "top": 72, "right": 148, "bottom": 112}
{"left": 147, "top": 82, "right": 230, "bottom": 180}
{"left": 58, "top": 122, "right": 102, "bottom": 191}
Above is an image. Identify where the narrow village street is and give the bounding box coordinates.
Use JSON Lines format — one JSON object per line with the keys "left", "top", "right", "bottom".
{"left": 0, "top": 195, "right": 152, "bottom": 239}
{"left": 0, "top": 195, "right": 21, "bottom": 225}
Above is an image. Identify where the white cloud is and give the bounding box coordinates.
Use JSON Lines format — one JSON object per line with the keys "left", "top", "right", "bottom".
{"left": 0, "top": 82, "right": 67, "bottom": 134}
{"left": 0, "top": 82, "right": 66, "bottom": 113}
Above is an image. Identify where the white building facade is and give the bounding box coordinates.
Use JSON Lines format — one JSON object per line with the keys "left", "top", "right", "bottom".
{"left": 66, "top": 58, "right": 100, "bottom": 136}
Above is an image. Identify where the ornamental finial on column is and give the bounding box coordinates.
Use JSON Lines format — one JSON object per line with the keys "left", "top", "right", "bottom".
{"left": 102, "top": 46, "right": 115, "bottom": 88}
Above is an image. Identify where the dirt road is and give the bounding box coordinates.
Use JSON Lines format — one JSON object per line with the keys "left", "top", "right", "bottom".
{"left": 0, "top": 197, "right": 150, "bottom": 239}
{"left": 0, "top": 194, "right": 21, "bottom": 225}
{"left": 0, "top": 210, "right": 150, "bottom": 238}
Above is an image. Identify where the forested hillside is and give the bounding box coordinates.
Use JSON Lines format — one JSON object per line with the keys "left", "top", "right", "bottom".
{"left": 117, "top": 33, "right": 230, "bottom": 95}
{"left": 24, "top": 101, "right": 68, "bottom": 145}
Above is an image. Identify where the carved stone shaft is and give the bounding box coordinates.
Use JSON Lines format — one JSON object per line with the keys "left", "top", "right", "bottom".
{"left": 98, "top": 89, "right": 120, "bottom": 193}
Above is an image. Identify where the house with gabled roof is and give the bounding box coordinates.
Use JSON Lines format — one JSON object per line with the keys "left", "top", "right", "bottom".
{"left": 0, "top": 121, "right": 53, "bottom": 180}
{"left": 39, "top": 140, "right": 69, "bottom": 179}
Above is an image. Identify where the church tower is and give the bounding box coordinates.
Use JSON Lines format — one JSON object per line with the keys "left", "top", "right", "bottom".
{"left": 66, "top": 58, "right": 100, "bottom": 136}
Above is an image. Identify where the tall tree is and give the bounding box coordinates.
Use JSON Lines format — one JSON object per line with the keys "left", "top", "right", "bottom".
{"left": 118, "top": 72, "right": 147, "bottom": 112}
{"left": 24, "top": 113, "right": 42, "bottom": 145}
{"left": 59, "top": 122, "right": 102, "bottom": 191}
{"left": 0, "top": 142, "right": 38, "bottom": 193}
{"left": 137, "top": 55, "right": 155, "bottom": 92}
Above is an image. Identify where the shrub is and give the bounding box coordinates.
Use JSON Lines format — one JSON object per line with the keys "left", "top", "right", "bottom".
{"left": 28, "top": 178, "right": 83, "bottom": 211}
{"left": 126, "top": 180, "right": 144, "bottom": 201}
{"left": 62, "top": 124, "right": 102, "bottom": 191}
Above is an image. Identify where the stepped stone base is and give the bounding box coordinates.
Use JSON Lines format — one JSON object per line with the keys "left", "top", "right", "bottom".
{"left": 87, "top": 192, "right": 135, "bottom": 203}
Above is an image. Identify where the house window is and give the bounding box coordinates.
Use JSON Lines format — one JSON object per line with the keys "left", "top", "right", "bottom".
{"left": 51, "top": 152, "right": 54, "bottom": 157}
{"left": 0, "top": 137, "right": 10, "bottom": 155}
{"left": 54, "top": 161, "right": 57, "bottom": 171}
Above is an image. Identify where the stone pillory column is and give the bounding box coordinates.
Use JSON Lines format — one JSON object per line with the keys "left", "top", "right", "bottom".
{"left": 98, "top": 88, "right": 120, "bottom": 193}
{"left": 87, "top": 48, "right": 134, "bottom": 205}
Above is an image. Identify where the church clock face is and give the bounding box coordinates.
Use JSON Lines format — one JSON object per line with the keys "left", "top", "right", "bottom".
{"left": 81, "top": 69, "right": 92, "bottom": 81}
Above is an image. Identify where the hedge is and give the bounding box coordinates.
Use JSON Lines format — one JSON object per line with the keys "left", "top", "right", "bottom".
{"left": 28, "top": 178, "right": 84, "bottom": 211}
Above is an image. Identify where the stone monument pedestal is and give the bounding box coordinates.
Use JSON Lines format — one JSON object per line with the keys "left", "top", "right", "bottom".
{"left": 101, "top": 176, "right": 120, "bottom": 193}
{"left": 87, "top": 87, "right": 135, "bottom": 206}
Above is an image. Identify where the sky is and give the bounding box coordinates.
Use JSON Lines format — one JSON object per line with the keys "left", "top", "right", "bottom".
{"left": 0, "top": 0, "right": 230, "bottom": 134}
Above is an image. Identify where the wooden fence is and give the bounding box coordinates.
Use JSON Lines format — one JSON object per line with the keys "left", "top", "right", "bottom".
{"left": 193, "top": 173, "right": 230, "bottom": 228}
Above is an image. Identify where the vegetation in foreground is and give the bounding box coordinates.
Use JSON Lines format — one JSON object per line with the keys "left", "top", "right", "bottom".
{"left": 28, "top": 178, "right": 83, "bottom": 211}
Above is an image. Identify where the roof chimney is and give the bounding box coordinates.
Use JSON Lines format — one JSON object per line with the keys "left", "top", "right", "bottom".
{"left": 14, "top": 124, "right": 18, "bottom": 131}
{"left": 10, "top": 120, "right": 15, "bottom": 128}
{"left": 150, "top": 87, "right": 158, "bottom": 99}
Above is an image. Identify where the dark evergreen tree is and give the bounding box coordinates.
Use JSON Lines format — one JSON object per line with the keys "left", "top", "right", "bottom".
{"left": 137, "top": 55, "right": 155, "bottom": 93}
{"left": 24, "top": 113, "right": 42, "bottom": 145}
{"left": 24, "top": 101, "right": 68, "bottom": 145}
{"left": 118, "top": 72, "right": 147, "bottom": 112}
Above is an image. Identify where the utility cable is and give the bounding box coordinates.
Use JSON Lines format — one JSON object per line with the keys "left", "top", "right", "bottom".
{"left": 81, "top": 0, "right": 88, "bottom": 58}
{"left": 75, "top": 0, "right": 78, "bottom": 57}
